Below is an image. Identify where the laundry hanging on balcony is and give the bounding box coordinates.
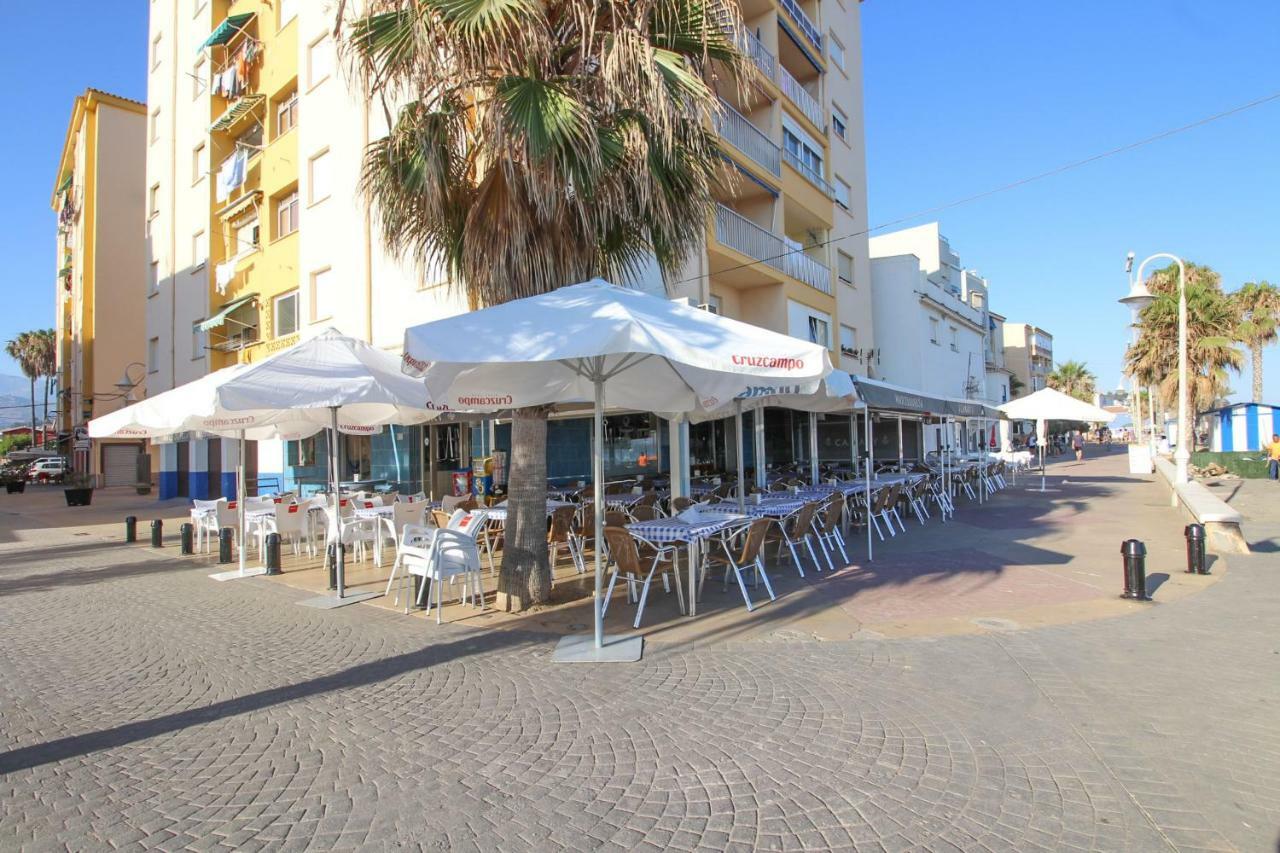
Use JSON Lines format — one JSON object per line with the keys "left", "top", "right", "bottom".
{"left": 215, "top": 147, "right": 248, "bottom": 203}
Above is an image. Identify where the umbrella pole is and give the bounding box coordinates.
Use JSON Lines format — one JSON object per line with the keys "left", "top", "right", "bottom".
{"left": 332, "top": 408, "right": 345, "bottom": 598}
{"left": 865, "top": 411, "right": 873, "bottom": 562}
{"left": 593, "top": 371, "right": 605, "bottom": 650}
{"left": 735, "top": 401, "right": 746, "bottom": 514}
{"left": 809, "top": 412, "right": 820, "bottom": 486}
{"left": 238, "top": 431, "right": 247, "bottom": 575}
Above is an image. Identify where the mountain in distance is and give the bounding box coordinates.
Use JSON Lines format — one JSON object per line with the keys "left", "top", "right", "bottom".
{"left": 0, "top": 375, "right": 32, "bottom": 397}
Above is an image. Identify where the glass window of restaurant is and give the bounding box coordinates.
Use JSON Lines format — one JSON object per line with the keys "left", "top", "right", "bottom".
{"left": 494, "top": 413, "right": 667, "bottom": 485}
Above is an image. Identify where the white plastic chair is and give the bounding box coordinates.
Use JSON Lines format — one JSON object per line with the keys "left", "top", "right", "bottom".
{"left": 264, "top": 503, "right": 309, "bottom": 558}
{"left": 388, "top": 524, "right": 485, "bottom": 622}
{"left": 191, "top": 498, "right": 225, "bottom": 553}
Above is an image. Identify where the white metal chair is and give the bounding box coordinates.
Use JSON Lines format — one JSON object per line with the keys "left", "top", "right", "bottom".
{"left": 388, "top": 524, "right": 485, "bottom": 623}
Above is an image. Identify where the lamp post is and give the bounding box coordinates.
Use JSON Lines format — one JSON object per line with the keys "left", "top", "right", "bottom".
{"left": 1119, "top": 253, "right": 1153, "bottom": 453}
{"left": 1125, "top": 253, "right": 1189, "bottom": 484}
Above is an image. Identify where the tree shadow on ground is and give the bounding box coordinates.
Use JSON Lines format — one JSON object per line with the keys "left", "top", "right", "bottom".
{"left": 0, "top": 552, "right": 188, "bottom": 596}
{"left": 0, "top": 628, "right": 540, "bottom": 775}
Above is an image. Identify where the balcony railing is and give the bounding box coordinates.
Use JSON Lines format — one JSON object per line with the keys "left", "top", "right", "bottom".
{"left": 714, "top": 204, "right": 832, "bottom": 295}
{"left": 715, "top": 100, "right": 780, "bottom": 177}
{"left": 735, "top": 27, "right": 776, "bottom": 83}
{"left": 779, "top": 0, "right": 822, "bottom": 52}
{"left": 778, "top": 65, "right": 823, "bottom": 130}
{"left": 782, "top": 148, "right": 835, "bottom": 198}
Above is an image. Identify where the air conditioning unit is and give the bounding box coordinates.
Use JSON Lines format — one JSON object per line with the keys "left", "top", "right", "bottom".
{"left": 697, "top": 302, "right": 719, "bottom": 315}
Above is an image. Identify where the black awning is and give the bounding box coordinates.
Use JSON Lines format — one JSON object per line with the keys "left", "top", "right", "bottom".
{"left": 851, "top": 377, "right": 949, "bottom": 416}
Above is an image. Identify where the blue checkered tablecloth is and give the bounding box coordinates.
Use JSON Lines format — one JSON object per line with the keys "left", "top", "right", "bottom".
{"left": 625, "top": 517, "right": 739, "bottom": 544}
{"left": 701, "top": 498, "right": 806, "bottom": 518}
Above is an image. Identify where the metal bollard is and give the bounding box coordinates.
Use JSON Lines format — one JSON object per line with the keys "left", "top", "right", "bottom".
{"left": 124, "top": 516, "right": 137, "bottom": 543}
{"left": 327, "top": 544, "right": 338, "bottom": 590}
{"left": 265, "top": 533, "right": 282, "bottom": 575}
{"left": 150, "top": 519, "right": 164, "bottom": 548}
{"left": 179, "top": 523, "right": 194, "bottom": 555}
{"left": 218, "top": 527, "right": 234, "bottom": 564}
{"left": 1120, "top": 539, "right": 1150, "bottom": 601}
{"left": 1184, "top": 523, "right": 1208, "bottom": 575}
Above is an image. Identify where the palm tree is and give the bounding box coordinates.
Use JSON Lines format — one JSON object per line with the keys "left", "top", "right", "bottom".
{"left": 342, "top": 0, "right": 748, "bottom": 609}
{"left": 1046, "top": 360, "right": 1097, "bottom": 402}
{"left": 1231, "top": 281, "right": 1278, "bottom": 403}
{"left": 1127, "top": 262, "right": 1242, "bottom": 424}
{"left": 26, "top": 329, "right": 56, "bottom": 447}
{"left": 5, "top": 332, "right": 38, "bottom": 445}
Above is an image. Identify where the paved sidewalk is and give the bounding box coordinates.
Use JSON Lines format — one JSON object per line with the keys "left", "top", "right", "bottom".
{"left": 0, "top": 453, "right": 1276, "bottom": 850}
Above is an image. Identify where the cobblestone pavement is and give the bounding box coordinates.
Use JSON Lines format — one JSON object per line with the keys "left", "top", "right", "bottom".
{"left": 0, "top": 467, "right": 1277, "bottom": 851}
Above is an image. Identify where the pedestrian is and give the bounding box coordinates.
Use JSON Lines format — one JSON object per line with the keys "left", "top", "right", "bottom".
{"left": 1072, "top": 430, "right": 1084, "bottom": 462}
{"left": 1268, "top": 433, "right": 1280, "bottom": 481}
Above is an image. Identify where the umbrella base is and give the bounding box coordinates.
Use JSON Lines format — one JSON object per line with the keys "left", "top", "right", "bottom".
{"left": 551, "top": 633, "right": 644, "bottom": 663}
{"left": 209, "top": 566, "right": 269, "bottom": 581}
{"left": 296, "top": 591, "right": 382, "bottom": 610}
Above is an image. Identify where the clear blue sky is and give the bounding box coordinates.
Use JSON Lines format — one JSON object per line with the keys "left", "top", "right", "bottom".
{"left": 2, "top": 1, "right": 1278, "bottom": 402}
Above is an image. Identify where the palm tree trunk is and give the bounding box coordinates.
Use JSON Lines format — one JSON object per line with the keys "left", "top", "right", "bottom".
{"left": 41, "top": 376, "right": 50, "bottom": 448}
{"left": 496, "top": 406, "right": 552, "bottom": 611}
{"left": 1252, "top": 343, "right": 1264, "bottom": 404}
{"left": 28, "top": 377, "right": 36, "bottom": 450}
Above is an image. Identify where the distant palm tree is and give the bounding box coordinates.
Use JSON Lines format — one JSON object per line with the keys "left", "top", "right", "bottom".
{"left": 1046, "top": 360, "right": 1097, "bottom": 402}
{"left": 5, "top": 332, "right": 38, "bottom": 444}
{"left": 27, "top": 329, "right": 56, "bottom": 447}
{"left": 342, "top": 0, "right": 749, "bottom": 609}
{"left": 1231, "top": 281, "right": 1278, "bottom": 403}
{"left": 1127, "top": 262, "right": 1242, "bottom": 420}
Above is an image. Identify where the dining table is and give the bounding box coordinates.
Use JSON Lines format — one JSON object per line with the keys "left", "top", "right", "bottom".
{"left": 625, "top": 511, "right": 750, "bottom": 617}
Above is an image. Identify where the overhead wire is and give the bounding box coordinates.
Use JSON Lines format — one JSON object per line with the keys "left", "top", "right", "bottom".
{"left": 677, "top": 89, "right": 1280, "bottom": 287}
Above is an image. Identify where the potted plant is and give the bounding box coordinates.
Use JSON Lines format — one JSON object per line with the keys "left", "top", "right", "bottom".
{"left": 0, "top": 464, "right": 25, "bottom": 494}
{"left": 63, "top": 471, "right": 94, "bottom": 507}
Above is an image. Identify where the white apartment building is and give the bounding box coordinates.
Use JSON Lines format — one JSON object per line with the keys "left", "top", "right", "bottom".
{"left": 145, "top": 0, "right": 873, "bottom": 496}
{"left": 868, "top": 223, "right": 992, "bottom": 402}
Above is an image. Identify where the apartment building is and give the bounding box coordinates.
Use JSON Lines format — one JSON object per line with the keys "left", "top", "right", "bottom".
{"left": 1002, "top": 322, "right": 1054, "bottom": 395}
{"left": 867, "top": 223, "right": 992, "bottom": 401}
{"left": 146, "top": 0, "right": 873, "bottom": 495}
{"left": 53, "top": 89, "right": 149, "bottom": 485}
{"left": 985, "top": 311, "right": 1013, "bottom": 405}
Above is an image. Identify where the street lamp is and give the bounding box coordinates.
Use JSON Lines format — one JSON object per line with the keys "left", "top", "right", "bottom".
{"left": 1127, "top": 253, "right": 1190, "bottom": 484}
{"left": 1119, "top": 253, "right": 1154, "bottom": 453}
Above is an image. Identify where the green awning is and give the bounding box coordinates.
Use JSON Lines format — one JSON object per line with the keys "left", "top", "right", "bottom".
{"left": 58, "top": 266, "right": 72, "bottom": 279}
{"left": 196, "top": 292, "right": 258, "bottom": 332}
{"left": 209, "top": 94, "right": 265, "bottom": 132}
{"left": 199, "top": 13, "right": 254, "bottom": 51}
{"left": 56, "top": 173, "right": 73, "bottom": 194}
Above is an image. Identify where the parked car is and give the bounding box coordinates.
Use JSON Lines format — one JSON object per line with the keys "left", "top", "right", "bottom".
{"left": 27, "top": 459, "right": 66, "bottom": 483}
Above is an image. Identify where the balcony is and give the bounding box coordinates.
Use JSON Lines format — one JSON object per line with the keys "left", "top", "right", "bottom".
{"left": 778, "top": 0, "right": 822, "bottom": 52}
{"left": 714, "top": 204, "right": 832, "bottom": 295}
{"left": 778, "top": 65, "right": 823, "bottom": 130}
{"left": 782, "top": 148, "right": 835, "bottom": 198}
{"left": 715, "top": 101, "right": 780, "bottom": 177}
{"left": 735, "top": 27, "right": 776, "bottom": 84}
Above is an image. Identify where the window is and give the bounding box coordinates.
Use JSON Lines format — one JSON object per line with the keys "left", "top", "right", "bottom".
{"left": 150, "top": 107, "right": 161, "bottom": 144}
{"left": 831, "top": 106, "right": 847, "bottom": 141}
{"left": 834, "top": 177, "right": 851, "bottom": 210}
{"left": 193, "top": 57, "right": 206, "bottom": 99}
{"left": 949, "top": 326, "right": 959, "bottom": 352}
{"left": 151, "top": 33, "right": 163, "bottom": 70}
{"left": 308, "top": 149, "right": 331, "bottom": 204}
{"left": 274, "top": 291, "right": 299, "bottom": 338}
{"left": 192, "top": 326, "right": 206, "bottom": 360}
{"left": 275, "top": 88, "right": 297, "bottom": 137}
{"left": 279, "top": 0, "right": 298, "bottom": 28}
{"left": 307, "top": 34, "right": 333, "bottom": 89}
{"left": 149, "top": 183, "right": 160, "bottom": 219}
{"left": 192, "top": 229, "right": 207, "bottom": 270}
{"left": 807, "top": 316, "right": 830, "bottom": 348}
{"left": 192, "top": 142, "right": 207, "bottom": 183}
{"left": 275, "top": 189, "right": 299, "bottom": 238}
{"left": 840, "top": 325, "right": 857, "bottom": 358}
{"left": 782, "top": 125, "right": 823, "bottom": 180}
{"left": 149, "top": 260, "right": 160, "bottom": 294}
{"left": 929, "top": 316, "right": 940, "bottom": 344}
{"left": 235, "top": 122, "right": 263, "bottom": 151}
{"left": 287, "top": 436, "right": 317, "bottom": 467}
{"left": 310, "top": 267, "right": 333, "bottom": 321}
{"left": 703, "top": 294, "right": 722, "bottom": 315}
{"left": 837, "top": 251, "right": 854, "bottom": 284}
{"left": 148, "top": 337, "right": 159, "bottom": 372}
{"left": 234, "top": 216, "right": 260, "bottom": 257}
{"left": 828, "top": 35, "right": 846, "bottom": 72}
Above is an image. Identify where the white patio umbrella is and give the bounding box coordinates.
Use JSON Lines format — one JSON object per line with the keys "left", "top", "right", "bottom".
{"left": 998, "top": 388, "right": 1116, "bottom": 492}
{"left": 401, "top": 279, "right": 832, "bottom": 661}
{"left": 91, "top": 329, "right": 438, "bottom": 598}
